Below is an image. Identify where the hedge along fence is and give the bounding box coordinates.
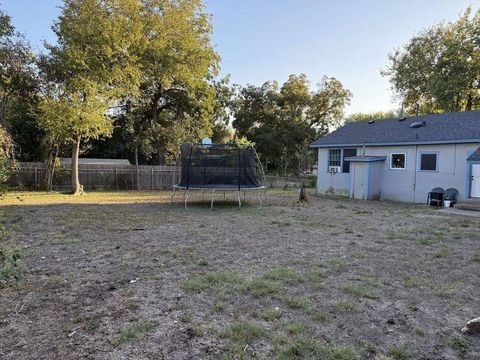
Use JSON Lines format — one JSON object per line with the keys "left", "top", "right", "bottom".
{"left": 9, "top": 162, "right": 317, "bottom": 191}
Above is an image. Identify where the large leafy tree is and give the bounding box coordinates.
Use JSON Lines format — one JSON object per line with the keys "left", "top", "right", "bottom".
{"left": 233, "top": 74, "right": 351, "bottom": 174}
{"left": 126, "top": 0, "right": 219, "bottom": 166}
{"left": 0, "top": 7, "right": 40, "bottom": 161}
{"left": 39, "top": 0, "right": 144, "bottom": 194}
{"left": 383, "top": 7, "right": 480, "bottom": 114}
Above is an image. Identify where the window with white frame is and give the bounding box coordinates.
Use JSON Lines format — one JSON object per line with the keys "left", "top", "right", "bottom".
{"left": 419, "top": 153, "right": 438, "bottom": 171}
{"left": 328, "top": 149, "right": 341, "bottom": 167}
{"left": 390, "top": 153, "right": 406, "bottom": 170}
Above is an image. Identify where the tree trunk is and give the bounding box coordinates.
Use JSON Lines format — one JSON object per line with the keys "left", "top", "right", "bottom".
{"left": 134, "top": 145, "right": 141, "bottom": 190}
{"left": 466, "top": 94, "right": 473, "bottom": 111}
{"left": 298, "top": 180, "right": 309, "bottom": 203}
{"left": 71, "top": 134, "right": 82, "bottom": 195}
{"left": 44, "top": 141, "right": 60, "bottom": 192}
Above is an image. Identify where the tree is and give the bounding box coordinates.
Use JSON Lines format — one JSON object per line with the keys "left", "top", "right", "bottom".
{"left": 131, "top": 0, "right": 220, "bottom": 165}
{"left": 383, "top": 7, "right": 480, "bottom": 114}
{"left": 232, "top": 74, "right": 351, "bottom": 174}
{"left": 0, "top": 7, "right": 40, "bottom": 161}
{"left": 39, "top": 0, "right": 144, "bottom": 194}
{"left": 345, "top": 110, "right": 398, "bottom": 123}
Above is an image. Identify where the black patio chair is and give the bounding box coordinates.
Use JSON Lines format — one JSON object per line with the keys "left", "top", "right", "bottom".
{"left": 443, "top": 188, "right": 459, "bottom": 207}
{"left": 427, "top": 187, "right": 444, "bottom": 207}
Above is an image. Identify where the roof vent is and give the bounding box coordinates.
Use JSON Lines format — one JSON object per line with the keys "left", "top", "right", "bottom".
{"left": 368, "top": 120, "right": 375, "bottom": 124}
{"left": 410, "top": 121, "right": 425, "bottom": 129}
{"left": 398, "top": 117, "right": 407, "bottom": 121}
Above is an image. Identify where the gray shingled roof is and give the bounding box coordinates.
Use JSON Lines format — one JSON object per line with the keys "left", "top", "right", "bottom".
{"left": 468, "top": 147, "right": 480, "bottom": 161}
{"left": 311, "top": 110, "right": 480, "bottom": 148}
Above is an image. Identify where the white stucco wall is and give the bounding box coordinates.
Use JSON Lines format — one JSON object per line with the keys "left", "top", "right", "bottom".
{"left": 316, "top": 143, "right": 479, "bottom": 203}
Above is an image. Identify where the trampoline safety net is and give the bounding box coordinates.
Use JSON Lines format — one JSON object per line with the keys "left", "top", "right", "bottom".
{"left": 177, "top": 143, "right": 263, "bottom": 190}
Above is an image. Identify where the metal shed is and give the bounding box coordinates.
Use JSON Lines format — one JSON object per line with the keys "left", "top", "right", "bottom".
{"left": 345, "top": 156, "right": 386, "bottom": 200}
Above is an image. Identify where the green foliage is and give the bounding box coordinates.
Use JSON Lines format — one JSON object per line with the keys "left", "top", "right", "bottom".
{"left": 232, "top": 74, "right": 351, "bottom": 174}
{"left": 0, "top": 215, "right": 24, "bottom": 287}
{"left": 450, "top": 336, "right": 469, "bottom": 354}
{"left": 345, "top": 111, "right": 399, "bottom": 123}
{"left": 383, "top": 7, "right": 480, "bottom": 113}
{"left": 0, "top": 8, "right": 40, "bottom": 162}
{"left": 0, "top": 246, "right": 23, "bottom": 287}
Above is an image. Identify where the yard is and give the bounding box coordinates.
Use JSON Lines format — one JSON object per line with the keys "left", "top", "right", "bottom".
{"left": 0, "top": 190, "right": 479, "bottom": 359}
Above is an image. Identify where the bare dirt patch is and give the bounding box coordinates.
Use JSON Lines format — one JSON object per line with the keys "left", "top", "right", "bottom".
{"left": 0, "top": 190, "right": 479, "bottom": 359}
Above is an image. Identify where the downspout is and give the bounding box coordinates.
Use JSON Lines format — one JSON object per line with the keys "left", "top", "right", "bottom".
{"left": 412, "top": 145, "right": 418, "bottom": 203}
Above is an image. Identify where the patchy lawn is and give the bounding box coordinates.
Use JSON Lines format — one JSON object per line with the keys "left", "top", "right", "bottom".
{"left": 0, "top": 190, "right": 479, "bottom": 359}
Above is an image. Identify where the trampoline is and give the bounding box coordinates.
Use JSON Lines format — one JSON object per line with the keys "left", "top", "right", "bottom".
{"left": 170, "top": 142, "right": 267, "bottom": 209}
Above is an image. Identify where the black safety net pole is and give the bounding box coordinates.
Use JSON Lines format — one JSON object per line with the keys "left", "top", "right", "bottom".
{"left": 237, "top": 144, "right": 241, "bottom": 191}
{"left": 186, "top": 144, "right": 193, "bottom": 189}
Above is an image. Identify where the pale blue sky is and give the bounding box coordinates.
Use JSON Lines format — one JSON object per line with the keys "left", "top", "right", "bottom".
{"left": 2, "top": 0, "right": 478, "bottom": 114}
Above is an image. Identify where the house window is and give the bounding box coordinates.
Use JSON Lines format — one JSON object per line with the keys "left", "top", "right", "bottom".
{"left": 328, "top": 149, "right": 341, "bottom": 167}
{"left": 390, "top": 153, "right": 406, "bottom": 170}
{"left": 419, "top": 153, "right": 438, "bottom": 171}
{"left": 342, "top": 149, "right": 357, "bottom": 173}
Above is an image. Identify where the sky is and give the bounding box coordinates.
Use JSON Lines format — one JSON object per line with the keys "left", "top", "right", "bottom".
{"left": 2, "top": 0, "right": 479, "bottom": 114}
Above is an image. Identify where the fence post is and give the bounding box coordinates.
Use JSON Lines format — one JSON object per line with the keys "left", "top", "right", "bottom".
{"left": 151, "top": 167, "right": 154, "bottom": 190}
{"left": 34, "top": 166, "right": 38, "bottom": 190}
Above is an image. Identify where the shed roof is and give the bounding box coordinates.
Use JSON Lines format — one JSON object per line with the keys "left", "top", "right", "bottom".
{"left": 311, "top": 110, "right": 480, "bottom": 148}
{"left": 467, "top": 147, "right": 480, "bottom": 162}
{"left": 344, "top": 156, "right": 386, "bottom": 162}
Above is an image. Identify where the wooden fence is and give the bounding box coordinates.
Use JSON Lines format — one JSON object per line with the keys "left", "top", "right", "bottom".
{"left": 9, "top": 162, "right": 316, "bottom": 191}
{"left": 10, "top": 162, "right": 179, "bottom": 191}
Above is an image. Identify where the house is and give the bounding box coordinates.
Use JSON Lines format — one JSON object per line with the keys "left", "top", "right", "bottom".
{"left": 310, "top": 110, "right": 480, "bottom": 203}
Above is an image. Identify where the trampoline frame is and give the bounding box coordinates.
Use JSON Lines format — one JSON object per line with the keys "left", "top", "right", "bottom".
{"left": 170, "top": 143, "right": 267, "bottom": 210}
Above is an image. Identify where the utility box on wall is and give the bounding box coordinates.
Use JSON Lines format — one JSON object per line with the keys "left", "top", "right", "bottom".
{"left": 345, "top": 156, "right": 386, "bottom": 200}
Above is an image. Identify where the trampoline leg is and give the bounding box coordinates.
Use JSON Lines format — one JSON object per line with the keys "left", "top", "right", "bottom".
{"left": 184, "top": 190, "right": 189, "bottom": 210}
{"left": 243, "top": 190, "right": 246, "bottom": 201}
{"left": 238, "top": 191, "right": 242, "bottom": 208}
{"left": 224, "top": 192, "right": 226, "bottom": 201}
{"left": 258, "top": 192, "right": 263, "bottom": 209}
{"left": 170, "top": 187, "right": 176, "bottom": 205}
{"left": 211, "top": 190, "right": 215, "bottom": 210}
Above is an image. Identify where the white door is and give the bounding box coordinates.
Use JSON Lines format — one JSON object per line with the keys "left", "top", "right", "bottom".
{"left": 471, "top": 164, "right": 480, "bottom": 198}
{"left": 352, "top": 163, "right": 365, "bottom": 200}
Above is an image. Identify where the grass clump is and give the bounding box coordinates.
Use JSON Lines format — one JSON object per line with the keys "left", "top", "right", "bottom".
{"left": 113, "top": 320, "right": 158, "bottom": 347}
{"left": 324, "top": 257, "right": 347, "bottom": 271}
{"left": 335, "top": 299, "right": 359, "bottom": 313}
{"left": 432, "top": 284, "right": 454, "bottom": 298}
{"left": 450, "top": 336, "right": 469, "bottom": 354}
{"left": 281, "top": 295, "right": 312, "bottom": 311}
{"left": 181, "top": 271, "right": 244, "bottom": 293}
{"left": 262, "top": 267, "right": 304, "bottom": 285}
{"left": 259, "top": 307, "right": 282, "bottom": 321}
{"left": 45, "top": 275, "right": 66, "bottom": 289}
{"left": 387, "top": 345, "right": 411, "bottom": 360}
{"left": 284, "top": 322, "right": 307, "bottom": 335}
{"left": 244, "top": 277, "right": 282, "bottom": 298}
{"left": 213, "top": 302, "right": 225, "bottom": 312}
{"left": 403, "top": 275, "right": 424, "bottom": 288}
{"left": 277, "top": 337, "right": 356, "bottom": 360}
{"left": 342, "top": 284, "right": 379, "bottom": 300}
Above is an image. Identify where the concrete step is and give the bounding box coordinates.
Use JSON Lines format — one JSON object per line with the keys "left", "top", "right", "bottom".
{"left": 455, "top": 199, "right": 480, "bottom": 211}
